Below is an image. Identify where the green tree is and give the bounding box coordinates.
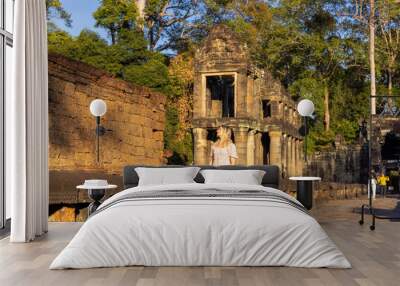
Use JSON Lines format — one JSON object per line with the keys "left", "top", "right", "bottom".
{"left": 142, "top": 0, "right": 200, "bottom": 51}
{"left": 375, "top": 0, "right": 400, "bottom": 98}
{"left": 164, "top": 51, "right": 195, "bottom": 164}
{"left": 217, "top": 0, "right": 371, "bottom": 147}
{"left": 123, "top": 55, "right": 170, "bottom": 90}
{"left": 46, "top": 0, "right": 72, "bottom": 27}
{"left": 93, "top": 0, "right": 139, "bottom": 45}
{"left": 48, "top": 29, "right": 117, "bottom": 73}
{"left": 92, "top": 0, "right": 172, "bottom": 92}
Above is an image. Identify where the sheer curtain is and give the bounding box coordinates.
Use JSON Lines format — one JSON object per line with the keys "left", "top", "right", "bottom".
{"left": 9, "top": 0, "right": 49, "bottom": 242}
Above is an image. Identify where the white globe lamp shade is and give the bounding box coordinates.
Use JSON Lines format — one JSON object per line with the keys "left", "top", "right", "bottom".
{"left": 90, "top": 99, "right": 107, "bottom": 117}
{"left": 297, "top": 99, "right": 315, "bottom": 117}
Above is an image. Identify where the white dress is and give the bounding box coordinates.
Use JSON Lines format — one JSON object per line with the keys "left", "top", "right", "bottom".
{"left": 368, "top": 178, "right": 377, "bottom": 199}
{"left": 211, "top": 143, "right": 238, "bottom": 166}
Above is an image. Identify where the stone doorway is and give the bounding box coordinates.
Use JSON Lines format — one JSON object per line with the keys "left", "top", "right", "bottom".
{"left": 381, "top": 131, "right": 400, "bottom": 161}
{"left": 261, "top": 133, "right": 270, "bottom": 165}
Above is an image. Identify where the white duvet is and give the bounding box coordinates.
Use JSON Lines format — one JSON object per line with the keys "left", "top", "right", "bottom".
{"left": 50, "top": 183, "right": 351, "bottom": 269}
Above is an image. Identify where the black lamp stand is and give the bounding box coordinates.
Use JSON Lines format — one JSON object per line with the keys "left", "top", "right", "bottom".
{"left": 304, "top": 116, "right": 308, "bottom": 162}
{"left": 95, "top": 116, "right": 106, "bottom": 163}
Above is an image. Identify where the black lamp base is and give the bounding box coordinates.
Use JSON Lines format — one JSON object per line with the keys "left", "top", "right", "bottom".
{"left": 296, "top": 181, "right": 313, "bottom": 210}
{"left": 87, "top": 189, "right": 106, "bottom": 215}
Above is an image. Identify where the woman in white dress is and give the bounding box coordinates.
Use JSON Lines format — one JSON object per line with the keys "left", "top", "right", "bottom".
{"left": 209, "top": 126, "right": 238, "bottom": 166}
{"left": 368, "top": 175, "right": 377, "bottom": 200}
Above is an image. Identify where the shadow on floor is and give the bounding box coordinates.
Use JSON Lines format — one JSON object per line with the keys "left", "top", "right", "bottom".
{"left": 0, "top": 219, "right": 10, "bottom": 239}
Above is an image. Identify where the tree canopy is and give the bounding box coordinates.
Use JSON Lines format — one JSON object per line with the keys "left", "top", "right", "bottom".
{"left": 46, "top": 0, "right": 72, "bottom": 27}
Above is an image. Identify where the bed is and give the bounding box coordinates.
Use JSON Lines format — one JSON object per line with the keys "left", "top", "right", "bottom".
{"left": 50, "top": 165, "right": 351, "bottom": 269}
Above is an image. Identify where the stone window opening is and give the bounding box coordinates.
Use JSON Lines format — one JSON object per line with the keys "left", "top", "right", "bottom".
{"left": 262, "top": 100, "right": 272, "bottom": 118}
{"left": 207, "top": 129, "right": 218, "bottom": 142}
{"left": 381, "top": 131, "right": 400, "bottom": 161}
{"left": 261, "top": 133, "right": 270, "bottom": 164}
{"left": 206, "top": 75, "right": 235, "bottom": 118}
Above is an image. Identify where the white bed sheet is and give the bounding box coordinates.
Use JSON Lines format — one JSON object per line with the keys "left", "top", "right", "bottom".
{"left": 50, "top": 183, "right": 351, "bottom": 269}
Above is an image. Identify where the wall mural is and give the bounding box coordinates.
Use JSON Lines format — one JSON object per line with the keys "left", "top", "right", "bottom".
{"left": 45, "top": 1, "right": 400, "bottom": 221}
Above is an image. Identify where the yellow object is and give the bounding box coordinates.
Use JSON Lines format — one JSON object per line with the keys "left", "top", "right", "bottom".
{"left": 377, "top": 175, "right": 389, "bottom": 186}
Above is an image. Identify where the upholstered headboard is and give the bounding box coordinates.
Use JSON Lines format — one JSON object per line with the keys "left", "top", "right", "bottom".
{"left": 123, "top": 165, "right": 280, "bottom": 189}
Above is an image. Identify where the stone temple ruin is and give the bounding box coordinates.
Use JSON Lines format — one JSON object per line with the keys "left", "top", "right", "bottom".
{"left": 371, "top": 115, "right": 400, "bottom": 169}
{"left": 192, "top": 25, "right": 304, "bottom": 177}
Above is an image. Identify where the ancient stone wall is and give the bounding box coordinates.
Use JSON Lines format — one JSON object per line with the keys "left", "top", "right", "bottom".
{"left": 283, "top": 143, "right": 368, "bottom": 208}
{"left": 48, "top": 54, "right": 166, "bottom": 205}
{"left": 307, "top": 144, "right": 368, "bottom": 184}
{"left": 286, "top": 182, "right": 367, "bottom": 208}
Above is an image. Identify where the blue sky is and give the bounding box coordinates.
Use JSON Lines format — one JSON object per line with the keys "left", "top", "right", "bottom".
{"left": 52, "top": 0, "right": 108, "bottom": 39}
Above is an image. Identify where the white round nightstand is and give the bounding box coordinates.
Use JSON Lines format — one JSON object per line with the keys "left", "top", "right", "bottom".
{"left": 289, "top": 177, "right": 321, "bottom": 210}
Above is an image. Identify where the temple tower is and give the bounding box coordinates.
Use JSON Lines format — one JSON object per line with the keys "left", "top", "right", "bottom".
{"left": 192, "top": 25, "right": 303, "bottom": 177}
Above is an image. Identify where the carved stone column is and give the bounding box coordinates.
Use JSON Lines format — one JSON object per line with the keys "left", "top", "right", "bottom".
{"left": 291, "top": 137, "right": 296, "bottom": 176}
{"left": 294, "top": 139, "right": 299, "bottom": 175}
{"left": 294, "top": 137, "right": 299, "bottom": 175}
{"left": 269, "top": 131, "right": 282, "bottom": 168}
{"left": 285, "top": 135, "right": 290, "bottom": 177}
{"left": 247, "top": 130, "right": 256, "bottom": 166}
{"left": 298, "top": 140, "right": 304, "bottom": 175}
{"left": 236, "top": 72, "right": 248, "bottom": 117}
{"left": 193, "top": 73, "right": 206, "bottom": 118}
{"left": 293, "top": 139, "right": 298, "bottom": 175}
{"left": 193, "top": 128, "right": 208, "bottom": 165}
{"left": 287, "top": 136, "right": 292, "bottom": 176}
{"left": 281, "top": 134, "right": 287, "bottom": 178}
{"left": 255, "top": 132, "right": 263, "bottom": 165}
{"left": 253, "top": 132, "right": 260, "bottom": 165}
{"left": 233, "top": 127, "right": 249, "bottom": 165}
{"left": 246, "top": 77, "right": 255, "bottom": 118}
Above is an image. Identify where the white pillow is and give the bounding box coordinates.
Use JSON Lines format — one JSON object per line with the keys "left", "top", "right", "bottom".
{"left": 135, "top": 167, "right": 201, "bottom": 186}
{"left": 200, "top": 169, "right": 266, "bottom": 185}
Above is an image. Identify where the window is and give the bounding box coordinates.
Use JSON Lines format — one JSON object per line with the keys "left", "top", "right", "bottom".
{"left": 1, "top": 0, "right": 14, "bottom": 230}
{"left": 206, "top": 75, "right": 235, "bottom": 118}
{"left": 262, "top": 100, "right": 272, "bottom": 118}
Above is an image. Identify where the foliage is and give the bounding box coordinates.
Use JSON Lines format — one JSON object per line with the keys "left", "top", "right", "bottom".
{"left": 168, "top": 51, "right": 194, "bottom": 98}
{"left": 375, "top": 0, "right": 400, "bottom": 96}
{"left": 48, "top": 29, "right": 120, "bottom": 74}
{"left": 93, "top": 0, "right": 139, "bottom": 44}
{"left": 143, "top": 0, "right": 200, "bottom": 51}
{"left": 164, "top": 106, "right": 193, "bottom": 164}
{"left": 164, "top": 51, "right": 195, "bottom": 164}
{"left": 48, "top": 30, "right": 169, "bottom": 94}
{"left": 123, "top": 55, "right": 170, "bottom": 90}
{"left": 46, "top": 0, "right": 72, "bottom": 27}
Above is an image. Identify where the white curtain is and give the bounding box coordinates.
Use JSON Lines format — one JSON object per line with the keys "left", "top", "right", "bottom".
{"left": 9, "top": 0, "right": 49, "bottom": 242}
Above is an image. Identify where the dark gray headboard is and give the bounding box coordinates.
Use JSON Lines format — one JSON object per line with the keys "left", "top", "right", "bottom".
{"left": 123, "top": 165, "right": 280, "bottom": 189}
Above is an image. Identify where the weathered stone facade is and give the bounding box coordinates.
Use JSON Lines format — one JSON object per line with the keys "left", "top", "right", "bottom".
{"left": 371, "top": 115, "right": 400, "bottom": 167}
{"left": 192, "top": 25, "right": 303, "bottom": 177}
{"left": 48, "top": 54, "right": 166, "bottom": 204}
{"left": 307, "top": 144, "right": 367, "bottom": 183}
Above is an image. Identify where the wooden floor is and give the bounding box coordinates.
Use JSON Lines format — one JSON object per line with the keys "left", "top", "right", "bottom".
{"left": 1, "top": 196, "right": 400, "bottom": 286}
